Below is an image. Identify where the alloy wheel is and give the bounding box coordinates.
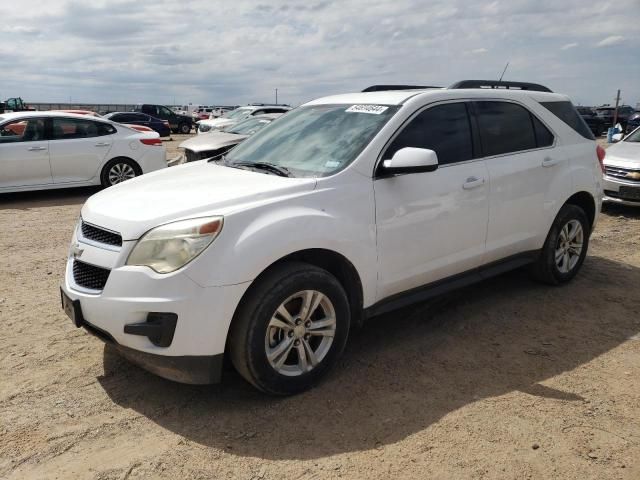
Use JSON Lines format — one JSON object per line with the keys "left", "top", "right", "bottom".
{"left": 265, "top": 290, "right": 336, "bottom": 376}
{"left": 108, "top": 163, "right": 136, "bottom": 185}
{"left": 555, "top": 219, "right": 584, "bottom": 273}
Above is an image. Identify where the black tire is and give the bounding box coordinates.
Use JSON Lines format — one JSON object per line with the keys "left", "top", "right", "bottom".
{"left": 530, "top": 204, "right": 590, "bottom": 285}
{"left": 100, "top": 158, "right": 141, "bottom": 188}
{"left": 229, "top": 262, "right": 351, "bottom": 395}
{"left": 179, "top": 123, "right": 191, "bottom": 134}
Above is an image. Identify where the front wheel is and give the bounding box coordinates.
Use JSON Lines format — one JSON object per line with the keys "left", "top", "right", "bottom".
{"left": 179, "top": 123, "right": 191, "bottom": 134}
{"left": 229, "top": 262, "right": 350, "bottom": 395}
{"left": 100, "top": 158, "right": 141, "bottom": 187}
{"left": 530, "top": 204, "right": 590, "bottom": 285}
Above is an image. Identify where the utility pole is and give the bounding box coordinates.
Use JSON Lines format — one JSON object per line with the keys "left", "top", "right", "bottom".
{"left": 612, "top": 89, "right": 621, "bottom": 127}
{"left": 275, "top": 88, "right": 278, "bottom": 104}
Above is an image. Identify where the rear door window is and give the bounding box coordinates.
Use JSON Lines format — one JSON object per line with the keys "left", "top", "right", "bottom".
{"left": 474, "top": 101, "right": 537, "bottom": 156}
{"left": 384, "top": 102, "right": 474, "bottom": 165}
{"left": 541, "top": 101, "right": 595, "bottom": 140}
{"left": 52, "top": 118, "right": 112, "bottom": 139}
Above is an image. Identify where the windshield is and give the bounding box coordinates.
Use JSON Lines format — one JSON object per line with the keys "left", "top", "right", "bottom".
{"left": 222, "top": 108, "right": 251, "bottom": 120}
{"left": 227, "top": 117, "right": 271, "bottom": 135}
{"left": 624, "top": 128, "right": 640, "bottom": 142}
{"left": 225, "top": 104, "right": 399, "bottom": 177}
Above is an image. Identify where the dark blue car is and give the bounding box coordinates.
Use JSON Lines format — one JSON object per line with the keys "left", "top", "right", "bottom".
{"left": 104, "top": 112, "right": 171, "bottom": 137}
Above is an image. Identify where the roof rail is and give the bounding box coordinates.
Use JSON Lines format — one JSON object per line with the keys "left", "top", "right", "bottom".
{"left": 449, "top": 80, "right": 552, "bottom": 93}
{"left": 362, "top": 85, "right": 441, "bottom": 92}
{"left": 248, "top": 103, "right": 291, "bottom": 107}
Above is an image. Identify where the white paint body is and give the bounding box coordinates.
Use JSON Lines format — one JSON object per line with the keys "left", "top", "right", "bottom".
{"left": 61, "top": 88, "right": 603, "bottom": 362}
{"left": 0, "top": 111, "right": 167, "bottom": 193}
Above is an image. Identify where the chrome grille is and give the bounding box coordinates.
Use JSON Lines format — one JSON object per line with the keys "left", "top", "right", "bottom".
{"left": 72, "top": 260, "right": 111, "bottom": 291}
{"left": 81, "top": 221, "right": 122, "bottom": 247}
{"left": 604, "top": 165, "right": 640, "bottom": 183}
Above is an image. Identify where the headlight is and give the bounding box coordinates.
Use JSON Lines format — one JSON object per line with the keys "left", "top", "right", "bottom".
{"left": 126, "top": 217, "right": 223, "bottom": 273}
{"left": 199, "top": 124, "right": 211, "bottom": 132}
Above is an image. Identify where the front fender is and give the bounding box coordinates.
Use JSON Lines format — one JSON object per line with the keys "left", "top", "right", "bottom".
{"left": 184, "top": 183, "right": 378, "bottom": 306}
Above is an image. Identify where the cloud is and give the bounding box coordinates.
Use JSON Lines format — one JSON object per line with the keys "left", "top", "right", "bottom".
{"left": 0, "top": 0, "right": 637, "bottom": 108}
{"left": 596, "top": 35, "right": 624, "bottom": 47}
{"left": 561, "top": 42, "right": 578, "bottom": 50}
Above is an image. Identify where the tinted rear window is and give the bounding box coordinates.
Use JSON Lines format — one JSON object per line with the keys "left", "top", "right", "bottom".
{"left": 541, "top": 101, "right": 595, "bottom": 140}
{"left": 475, "top": 101, "right": 537, "bottom": 156}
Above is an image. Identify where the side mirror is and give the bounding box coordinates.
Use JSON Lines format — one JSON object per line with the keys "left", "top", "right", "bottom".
{"left": 381, "top": 147, "right": 439, "bottom": 175}
{"left": 611, "top": 133, "right": 623, "bottom": 142}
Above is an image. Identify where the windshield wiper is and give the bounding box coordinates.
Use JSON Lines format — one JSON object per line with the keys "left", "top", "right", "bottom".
{"left": 230, "top": 161, "right": 292, "bottom": 177}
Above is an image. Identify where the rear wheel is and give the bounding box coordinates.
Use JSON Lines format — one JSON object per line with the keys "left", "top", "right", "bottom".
{"left": 530, "top": 204, "right": 590, "bottom": 285}
{"left": 229, "top": 262, "right": 350, "bottom": 395}
{"left": 179, "top": 123, "right": 191, "bottom": 134}
{"left": 100, "top": 158, "right": 141, "bottom": 187}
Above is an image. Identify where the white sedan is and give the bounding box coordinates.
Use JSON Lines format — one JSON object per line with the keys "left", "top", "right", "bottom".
{"left": 0, "top": 111, "right": 167, "bottom": 193}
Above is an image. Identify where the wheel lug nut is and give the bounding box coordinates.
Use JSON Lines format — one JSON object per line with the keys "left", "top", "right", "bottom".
{"left": 294, "top": 340, "right": 300, "bottom": 346}
{"left": 295, "top": 319, "right": 302, "bottom": 325}
{"left": 305, "top": 321, "right": 311, "bottom": 328}
{"left": 304, "top": 334, "right": 310, "bottom": 340}
{"left": 288, "top": 331, "right": 294, "bottom": 338}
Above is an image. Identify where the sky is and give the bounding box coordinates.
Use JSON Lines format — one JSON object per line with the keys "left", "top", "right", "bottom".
{"left": 1, "top": 0, "right": 639, "bottom": 108}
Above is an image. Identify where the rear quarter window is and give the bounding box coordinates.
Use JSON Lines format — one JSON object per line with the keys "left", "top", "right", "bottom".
{"left": 540, "top": 101, "right": 595, "bottom": 140}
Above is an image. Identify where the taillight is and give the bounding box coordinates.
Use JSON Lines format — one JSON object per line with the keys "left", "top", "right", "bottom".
{"left": 140, "top": 138, "right": 162, "bottom": 146}
{"left": 596, "top": 144, "right": 606, "bottom": 173}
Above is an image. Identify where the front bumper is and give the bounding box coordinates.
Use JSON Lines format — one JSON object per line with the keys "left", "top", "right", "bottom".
{"left": 62, "top": 291, "right": 224, "bottom": 383}
{"left": 603, "top": 176, "right": 640, "bottom": 207}
{"left": 61, "top": 226, "right": 250, "bottom": 384}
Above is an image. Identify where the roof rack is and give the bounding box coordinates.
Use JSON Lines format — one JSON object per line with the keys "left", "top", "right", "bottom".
{"left": 449, "top": 80, "right": 552, "bottom": 93}
{"left": 362, "top": 85, "right": 441, "bottom": 92}
{"left": 248, "top": 103, "right": 291, "bottom": 107}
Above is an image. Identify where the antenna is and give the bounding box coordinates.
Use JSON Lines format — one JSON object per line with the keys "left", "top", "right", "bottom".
{"left": 498, "top": 61, "right": 510, "bottom": 81}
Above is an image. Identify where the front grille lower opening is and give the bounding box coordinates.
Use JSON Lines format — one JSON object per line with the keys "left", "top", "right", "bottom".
{"left": 73, "top": 260, "right": 111, "bottom": 291}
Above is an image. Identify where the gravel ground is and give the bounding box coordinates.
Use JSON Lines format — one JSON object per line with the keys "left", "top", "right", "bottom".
{"left": 1, "top": 140, "right": 639, "bottom": 479}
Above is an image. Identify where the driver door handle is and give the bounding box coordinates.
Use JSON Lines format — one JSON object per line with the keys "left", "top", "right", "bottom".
{"left": 542, "top": 157, "right": 559, "bottom": 167}
{"left": 95, "top": 142, "right": 111, "bottom": 147}
{"left": 27, "top": 146, "right": 47, "bottom": 151}
{"left": 463, "top": 176, "right": 485, "bottom": 190}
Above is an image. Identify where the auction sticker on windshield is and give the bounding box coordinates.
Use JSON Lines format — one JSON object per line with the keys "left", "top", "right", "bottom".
{"left": 345, "top": 105, "right": 389, "bottom": 114}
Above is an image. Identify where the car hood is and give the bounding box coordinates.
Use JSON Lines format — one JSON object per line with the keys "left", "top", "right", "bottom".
{"left": 81, "top": 162, "right": 317, "bottom": 240}
{"left": 179, "top": 131, "right": 247, "bottom": 152}
{"left": 604, "top": 141, "right": 640, "bottom": 167}
{"left": 199, "top": 118, "right": 237, "bottom": 128}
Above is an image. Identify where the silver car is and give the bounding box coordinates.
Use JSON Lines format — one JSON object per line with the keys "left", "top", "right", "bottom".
{"left": 175, "top": 114, "right": 282, "bottom": 164}
{"left": 603, "top": 127, "right": 640, "bottom": 206}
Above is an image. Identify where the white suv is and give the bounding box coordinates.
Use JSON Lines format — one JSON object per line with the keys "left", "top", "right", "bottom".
{"left": 60, "top": 81, "right": 604, "bottom": 395}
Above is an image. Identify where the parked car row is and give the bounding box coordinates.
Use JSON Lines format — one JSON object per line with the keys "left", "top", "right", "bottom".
{"left": 577, "top": 105, "right": 640, "bottom": 135}
{"left": 196, "top": 104, "right": 291, "bottom": 133}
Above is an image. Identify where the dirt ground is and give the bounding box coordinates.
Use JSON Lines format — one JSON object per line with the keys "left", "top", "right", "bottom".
{"left": 1, "top": 140, "right": 639, "bottom": 479}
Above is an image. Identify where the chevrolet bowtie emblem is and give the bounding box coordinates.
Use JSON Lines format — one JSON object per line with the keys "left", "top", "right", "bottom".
{"left": 625, "top": 171, "right": 640, "bottom": 181}
{"left": 70, "top": 244, "right": 84, "bottom": 259}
